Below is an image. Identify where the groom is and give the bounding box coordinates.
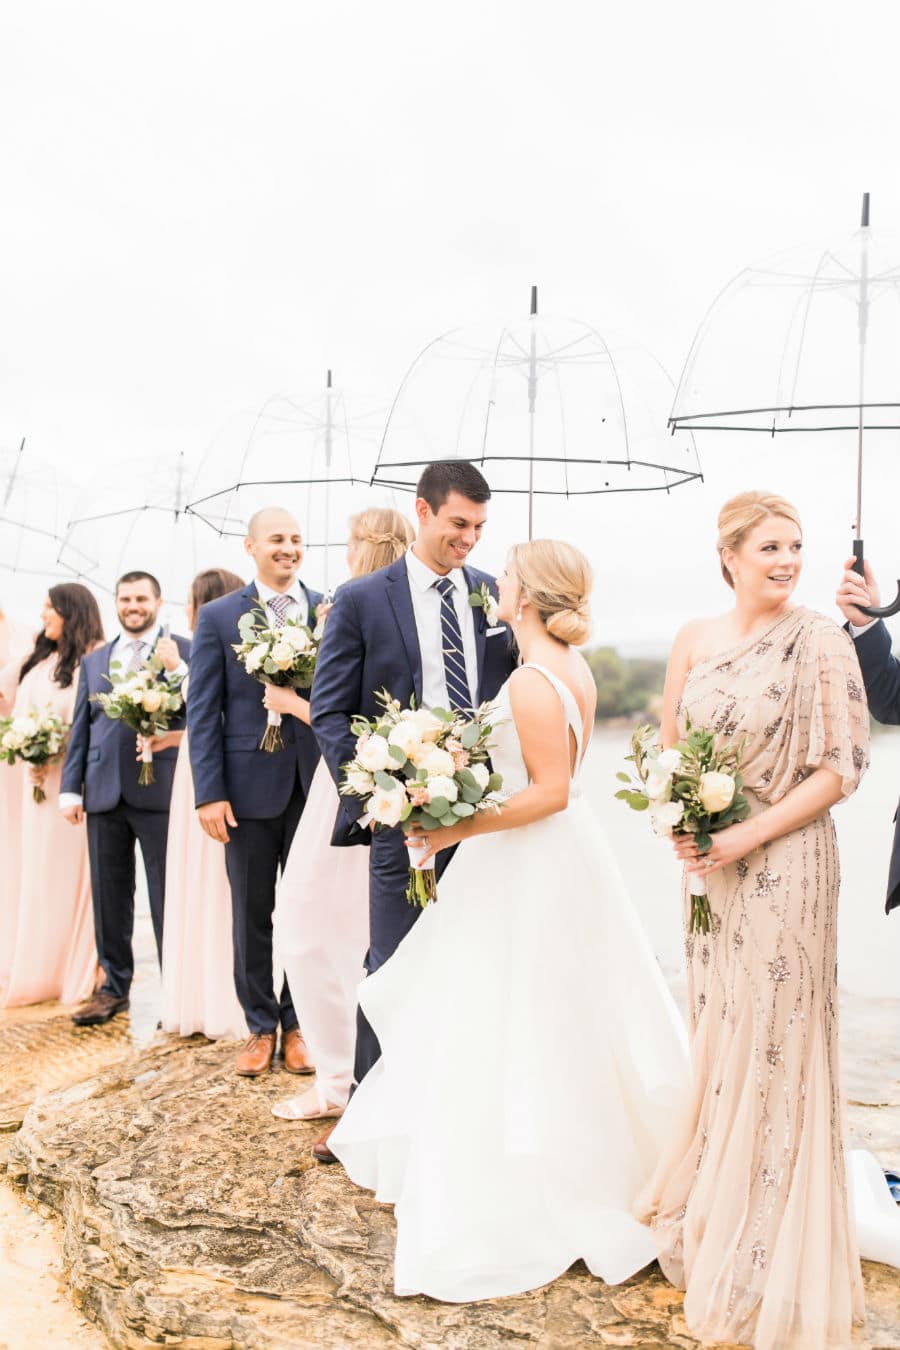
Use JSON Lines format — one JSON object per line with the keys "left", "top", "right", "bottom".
{"left": 311, "top": 460, "right": 517, "bottom": 1160}
{"left": 188, "top": 507, "right": 323, "bottom": 1075}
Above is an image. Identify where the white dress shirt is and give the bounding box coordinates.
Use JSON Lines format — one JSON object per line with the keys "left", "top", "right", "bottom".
{"left": 849, "top": 619, "right": 877, "bottom": 639}
{"left": 405, "top": 548, "right": 478, "bottom": 708}
{"left": 255, "top": 578, "right": 310, "bottom": 628}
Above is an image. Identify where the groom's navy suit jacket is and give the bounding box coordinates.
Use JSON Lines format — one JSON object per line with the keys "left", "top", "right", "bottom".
{"left": 62, "top": 633, "right": 192, "bottom": 814}
{"left": 188, "top": 581, "right": 323, "bottom": 819}
{"left": 852, "top": 618, "right": 900, "bottom": 914}
{"left": 311, "top": 555, "right": 516, "bottom": 847}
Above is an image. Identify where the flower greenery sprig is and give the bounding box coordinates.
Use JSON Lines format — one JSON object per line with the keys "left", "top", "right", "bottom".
{"left": 92, "top": 653, "right": 184, "bottom": 786}
{"left": 0, "top": 707, "right": 70, "bottom": 802}
{"left": 615, "top": 721, "right": 751, "bottom": 933}
{"left": 340, "top": 690, "right": 503, "bottom": 907}
{"left": 468, "top": 582, "right": 500, "bottom": 627}
{"left": 232, "top": 606, "right": 325, "bottom": 752}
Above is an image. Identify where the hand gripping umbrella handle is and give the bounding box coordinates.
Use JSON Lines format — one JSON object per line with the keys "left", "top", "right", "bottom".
{"left": 852, "top": 539, "right": 900, "bottom": 618}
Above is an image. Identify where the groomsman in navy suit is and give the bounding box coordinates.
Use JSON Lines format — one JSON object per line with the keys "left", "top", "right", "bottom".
{"left": 837, "top": 556, "right": 900, "bottom": 915}
{"left": 311, "top": 460, "right": 517, "bottom": 1160}
{"left": 61, "top": 571, "right": 191, "bottom": 1024}
{"left": 188, "top": 508, "right": 323, "bottom": 1076}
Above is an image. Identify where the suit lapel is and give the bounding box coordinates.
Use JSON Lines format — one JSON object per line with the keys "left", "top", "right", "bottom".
{"left": 386, "top": 559, "right": 423, "bottom": 703}
{"left": 464, "top": 567, "right": 487, "bottom": 698}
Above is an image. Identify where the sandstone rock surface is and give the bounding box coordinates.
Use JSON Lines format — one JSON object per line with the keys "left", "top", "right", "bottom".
{"left": 7, "top": 1036, "right": 900, "bottom": 1350}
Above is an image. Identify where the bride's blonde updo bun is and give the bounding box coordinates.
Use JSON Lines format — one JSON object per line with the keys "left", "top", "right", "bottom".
{"left": 509, "top": 539, "right": 592, "bottom": 646}
{"left": 717, "top": 491, "right": 802, "bottom": 588}
{"left": 349, "top": 507, "right": 415, "bottom": 578}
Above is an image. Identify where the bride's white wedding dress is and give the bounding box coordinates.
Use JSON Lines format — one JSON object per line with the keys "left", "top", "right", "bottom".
{"left": 330, "top": 664, "right": 690, "bottom": 1302}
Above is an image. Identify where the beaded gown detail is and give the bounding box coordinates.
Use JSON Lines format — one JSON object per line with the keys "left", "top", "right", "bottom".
{"left": 636, "top": 608, "right": 870, "bottom": 1350}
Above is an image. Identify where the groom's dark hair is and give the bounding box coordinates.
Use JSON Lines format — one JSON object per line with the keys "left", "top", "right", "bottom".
{"left": 116, "top": 570, "right": 162, "bottom": 598}
{"left": 416, "top": 460, "right": 491, "bottom": 512}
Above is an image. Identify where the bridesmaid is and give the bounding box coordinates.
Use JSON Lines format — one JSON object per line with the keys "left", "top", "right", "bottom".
{"left": 0, "top": 602, "right": 34, "bottom": 971}
{"left": 1, "top": 584, "right": 105, "bottom": 1007}
{"left": 270, "top": 507, "right": 415, "bottom": 1121}
{"left": 159, "top": 567, "right": 247, "bottom": 1040}
{"left": 638, "top": 491, "right": 870, "bottom": 1350}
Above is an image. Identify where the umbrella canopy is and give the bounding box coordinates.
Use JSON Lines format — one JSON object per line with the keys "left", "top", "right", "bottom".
{"left": 58, "top": 450, "right": 247, "bottom": 629}
{"left": 668, "top": 195, "right": 900, "bottom": 614}
{"left": 186, "top": 371, "right": 397, "bottom": 592}
{"left": 371, "top": 287, "right": 703, "bottom": 538}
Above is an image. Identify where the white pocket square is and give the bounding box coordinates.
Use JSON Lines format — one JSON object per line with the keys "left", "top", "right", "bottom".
{"left": 486, "top": 625, "right": 507, "bottom": 637}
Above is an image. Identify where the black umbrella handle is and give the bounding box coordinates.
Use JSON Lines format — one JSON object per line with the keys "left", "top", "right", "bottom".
{"left": 852, "top": 538, "right": 900, "bottom": 618}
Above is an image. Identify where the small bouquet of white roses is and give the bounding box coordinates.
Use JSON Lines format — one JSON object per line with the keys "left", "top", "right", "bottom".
{"left": 92, "top": 654, "right": 185, "bottom": 786}
{"left": 232, "top": 606, "right": 324, "bottom": 753}
{"left": 340, "top": 691, "right": 503, "bottom": 907}
{"left": 615, "top": 722, "right": 750, "bottom": 933}
{"left": 0, "top": 707, "right": 70, "bottom": 802}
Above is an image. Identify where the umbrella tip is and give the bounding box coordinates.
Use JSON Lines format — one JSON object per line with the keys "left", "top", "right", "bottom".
{"left": 861, "top": 192, "right": 870, "bottom": 228}
{"left": 530, "top": 284, "right": 538, "bottom": 316}
{"left": 326, "top": 369, "right": 332, "bottom": 388}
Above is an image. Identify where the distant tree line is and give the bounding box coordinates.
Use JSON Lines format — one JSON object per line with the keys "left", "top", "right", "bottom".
{"left": 584, "top": 646, "right": 667, "bottom": 721}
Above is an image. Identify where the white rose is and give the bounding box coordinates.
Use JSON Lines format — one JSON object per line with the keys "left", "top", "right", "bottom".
{"left": 11, "top": 716, "right": 33, "bottom": 736}
{"left": 655, "top": 748, "right": 682, "bottom": 776}
{"left": 650, "top": 800, "right": 685, "bottom": 836}
{"left": 245, "top": 643, "right": 269, "bottom": 675}
{"left": 469, "top": 762, "right": 490, "bottom": 790}
{"left": 141, "top": 688, "right": 163, "bottom": 714}
{"left": 270, "top": 640, "right": 295, "bottom": 671}
{"left": 388, "top": 721, "right": 425, "bottom": 762}
{"left": 283, "top": 626, "right": 311, "bottom": 652}
{"left": 357, "top": 734, "right": 393, "bottom": 773}
{"left": 420, "top": 746, "right": 455, "bottom": 777}
{"left": 344, "top": 766, "right": 375, "bottom": 796}
{"left": 425, "top": 773, "right": 459, "bottom": 804}
{"left": 698, "top": 771, "right": 736, "bottom": 814}
{"left": 406, "top": 708, "right": 445, "bottom": 742}
{"left": 645, "top": 769, "right": 672, "bottom": 801}
{"left": 368, "top": 781, "right": 407, "bottom": 827}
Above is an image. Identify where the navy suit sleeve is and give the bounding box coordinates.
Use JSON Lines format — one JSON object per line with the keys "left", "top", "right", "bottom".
{"left": 854, "top": 619, "right": 900, "bottom": 726}
{"left": 61, "top": 658, "right": 91, "bottom": 796}
{"left": 311, "top": 585, "right": 365, "bottom": 821}
{"left": 187, "top": 608, "right": 228, "bottom": 807}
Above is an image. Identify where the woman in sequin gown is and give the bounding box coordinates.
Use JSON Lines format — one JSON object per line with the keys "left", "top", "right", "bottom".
{"left": 637, "top": 493, "right": 870, "bottom": 1350}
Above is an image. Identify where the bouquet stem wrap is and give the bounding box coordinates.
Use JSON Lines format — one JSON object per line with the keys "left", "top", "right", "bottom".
{"left": 139, "top": 736, "right": 155, "bottom": 786}
{"left": 405, "top": 835, "right": 437, "bottom": 908}
{"left": 261, "top": 707, "right": 284, "bottom": 753}
{"left": 687, "top": 868, "right": 713, "bottom": 933}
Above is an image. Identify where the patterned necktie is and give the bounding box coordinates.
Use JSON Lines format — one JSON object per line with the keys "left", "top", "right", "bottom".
{"left": 434, "top": 576, "right": 471, "bottom": 711}
{"left": 127, "top": 639, "right": 147, "bottom": 673}
{"left": 268, "top": 593, "right": 294, "bottom": 626}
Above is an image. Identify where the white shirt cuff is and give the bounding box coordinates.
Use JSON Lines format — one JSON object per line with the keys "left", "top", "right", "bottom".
{"left": 166, "top": 660, "right": 188, "bottom": 681}
{"left": 59, "top": 792, "right": 83, "bottom": 811}
{"left": 849, "top": 619, "right": 878, "bottom": 638}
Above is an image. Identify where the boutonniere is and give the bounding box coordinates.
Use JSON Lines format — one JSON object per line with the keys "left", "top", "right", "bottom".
{"left": 468, "top": 582, "right": 500, "bottom": 627}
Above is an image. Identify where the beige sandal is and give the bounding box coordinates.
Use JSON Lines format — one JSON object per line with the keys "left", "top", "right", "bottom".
{"left": 271, "top": 1089, "right": 345, "bottom": 1122}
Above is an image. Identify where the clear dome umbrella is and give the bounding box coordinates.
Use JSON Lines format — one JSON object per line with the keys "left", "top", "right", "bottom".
{"left": 57, "top": 450, "right": 247, "bottom": 630}
{"left": 1, "top": 438, "right": 99, "bottom": 607}
{"left": 186, "top": 370, "right": 396, "bottom": 593}
{"left": 669, "top": 194, "right": 900, "bottom": 615}
{"left": 370, "top": 287, "right": 703, "bottom": 539}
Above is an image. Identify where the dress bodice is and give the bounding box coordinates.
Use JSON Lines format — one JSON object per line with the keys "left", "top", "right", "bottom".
{"left": 488, "top": 663, "right": 586, "bottom": 801}
{"left": 13, "top": 655, "right": 76, "bottom": 722}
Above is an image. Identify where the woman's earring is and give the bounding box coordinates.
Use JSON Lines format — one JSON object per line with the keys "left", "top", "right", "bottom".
{"left": 515, "top": 608, "right": 523, "bottom": 622}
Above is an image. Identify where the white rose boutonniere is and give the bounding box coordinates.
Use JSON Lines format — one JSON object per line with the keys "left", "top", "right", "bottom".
{"left": 468, "top": 581, "right": 500, "bottom": 627}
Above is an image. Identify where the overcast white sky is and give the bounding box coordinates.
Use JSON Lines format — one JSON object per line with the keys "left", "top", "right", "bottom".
{"left": 4, "top": 0, "right": 900, "bottom": 643}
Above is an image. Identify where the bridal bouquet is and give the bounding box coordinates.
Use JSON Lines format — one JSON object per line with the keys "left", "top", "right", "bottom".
{"left": 92, "top": 655, "right": 184, "bottom": 785}
{"left": 615, "top": 722, "right": 750, "bottom": 933}
{"left": 340, "top": 692, "right": 503, "bottom": 907}
{"left": 232, "top": 606, "right": 324, "bottom": 752}
{"left": 0, "top": 707, "right": 70, "bottom": 802}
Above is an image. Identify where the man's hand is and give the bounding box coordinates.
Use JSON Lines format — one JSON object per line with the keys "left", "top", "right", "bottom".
{"left": 155, "top": 636, "right": 182, "bottom": 673}
{"left": 836, "top": 557, "right": 881, "bottom": 628}
{"left": 198, "top": 799, "right": 237, "bottom": 843}
{"left": 62, "top": 804, "right": 84, "bottom": 826}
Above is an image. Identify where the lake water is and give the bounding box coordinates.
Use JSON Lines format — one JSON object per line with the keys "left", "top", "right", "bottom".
{"left": 586, "top": 724, "right": 900, "bottom": 1000}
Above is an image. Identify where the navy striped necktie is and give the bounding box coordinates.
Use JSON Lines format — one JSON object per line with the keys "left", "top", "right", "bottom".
{"left": 434, "top": 576, "right": 471, "bottom": 711}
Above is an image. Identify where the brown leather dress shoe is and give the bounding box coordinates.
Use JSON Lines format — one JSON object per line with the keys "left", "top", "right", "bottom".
{"left": 235, "top": 1032, "right": 277, "bottom": 1076}
{"left": 71, "top": 992, "right": 130, "bottom": 1026}
{"left": 312, "top": 1124, "right": 339, "bottom": 1164}
{"left": 281, "top": 1027, "right": 315, "bottom": 1075}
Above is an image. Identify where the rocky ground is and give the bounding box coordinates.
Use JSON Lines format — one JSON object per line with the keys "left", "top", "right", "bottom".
{"left": 2, "top": 982, "right": 899, "bottom": 1350}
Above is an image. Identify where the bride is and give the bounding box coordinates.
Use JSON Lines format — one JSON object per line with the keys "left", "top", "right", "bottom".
{"left": 329, "top": 539, "right": 689, "bottom": 1302}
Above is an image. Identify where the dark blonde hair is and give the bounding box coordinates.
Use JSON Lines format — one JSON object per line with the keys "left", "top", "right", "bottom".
{"left": 509, "top": 539, "right": 592, "bottom": 646}
{"left": 189, "top": 568, "right": 245, "bottom": 629}
{"left": 717, "top": 491, "right": 802, "bottom": 589}
{"left": 349, "top": 507, "right": 415, "bottom": 577}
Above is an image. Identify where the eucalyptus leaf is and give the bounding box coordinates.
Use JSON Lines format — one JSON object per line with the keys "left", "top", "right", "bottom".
{"left": 452, "top": 801, "right": 476, "bottom": 817}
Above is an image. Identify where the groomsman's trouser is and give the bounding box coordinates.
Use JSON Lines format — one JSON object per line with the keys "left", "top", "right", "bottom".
{"left": 225, "top": 775, "right": 306, "bottom": 1035}
{"left": 354, "top": 829, "right": 455, "bottom": 1085}
{"left": 86, "top": 802, "right": 169, "bottom": 999}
